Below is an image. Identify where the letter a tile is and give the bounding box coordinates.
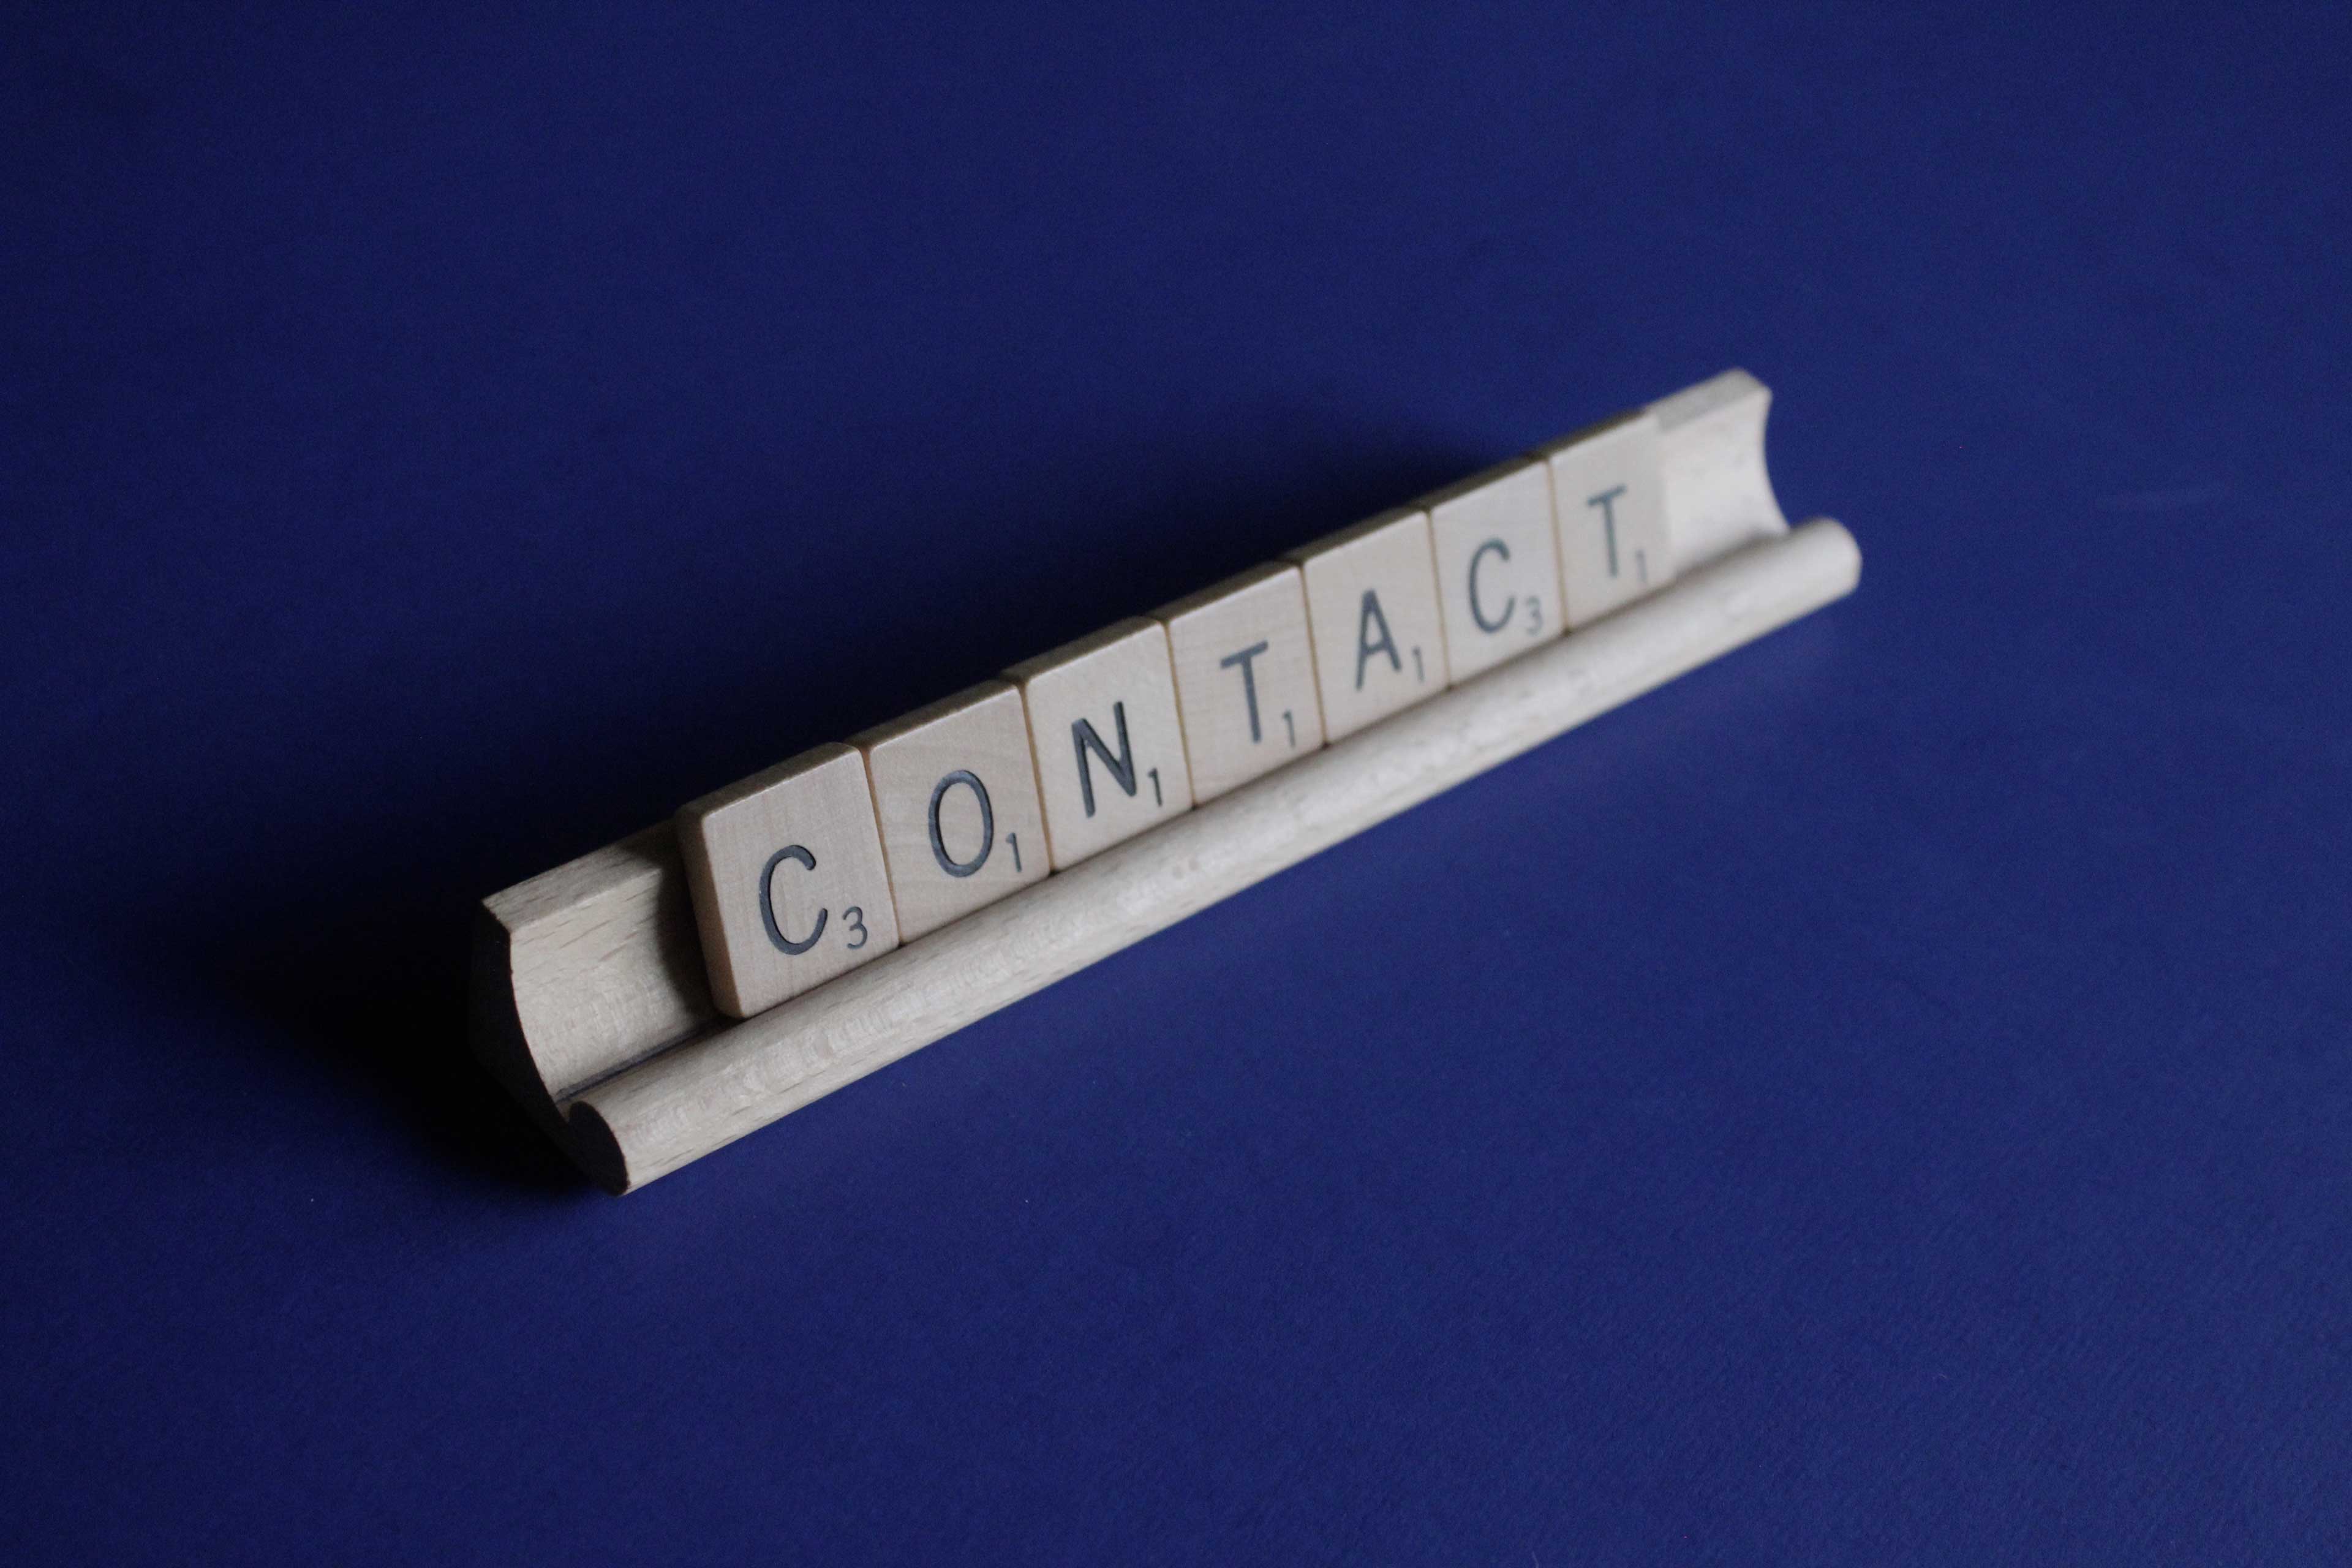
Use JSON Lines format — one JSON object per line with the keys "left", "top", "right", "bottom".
{"left": 676, "top": 742, "right": 900, "bottom": 1018}
{"left": 1154, "top": 563, "right": 1324, "bottom": 804}
{"left": 1286, "top": 507, "right": 1448, "bottom": 741}
{"left": 853, "top": 681, "right": 1050, "bottom": 941}
{"left": 1006, "top": 618, "right": 1191, "bottom": 869}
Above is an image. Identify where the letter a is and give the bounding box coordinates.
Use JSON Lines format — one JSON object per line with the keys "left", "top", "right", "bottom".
{"left": 1354, "top": 590, "right": 1401, "bottom": 690}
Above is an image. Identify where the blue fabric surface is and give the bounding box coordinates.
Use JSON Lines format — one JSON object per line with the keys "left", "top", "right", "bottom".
{"left": 4, "top": 4, "right": 2347, "bottom": 1561}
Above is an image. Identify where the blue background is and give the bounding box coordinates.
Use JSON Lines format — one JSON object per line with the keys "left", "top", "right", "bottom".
{"left": 5, "top": 4, "right": 2346, "bottom": 1561}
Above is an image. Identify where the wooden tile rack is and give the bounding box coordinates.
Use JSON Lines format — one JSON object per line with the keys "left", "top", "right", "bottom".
{"left": 472, "top": 371, "right": 1860, "bottom": 1191}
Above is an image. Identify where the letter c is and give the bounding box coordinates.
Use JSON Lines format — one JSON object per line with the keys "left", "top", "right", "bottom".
{"left": 1469, "top": 538, "right": 1516, "bottom": 633}
{"left": 758, "top": 844, "right": 827, "bottom": 954}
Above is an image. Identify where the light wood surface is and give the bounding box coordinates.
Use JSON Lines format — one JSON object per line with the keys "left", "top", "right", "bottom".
{"left": 565, "top": 519, "right": 1862, "bottom": 1191}
{"left": 1005, "top": 617, "right": 1193, "bottom": 869}
{"left": 1423, "top": 454, "right": 1566, "bottom": 681}
{"left": 853, "top": 681, "right": 1050, "bottom": 941}
{"left": 1539, "top": 409, "right": 1673, "bottom": 627}
{"left": 1155, "top": 562, "right": 1324, "bottom": 804}
{"left": 474, "top": 823, "right": 714, "bottom": 1107}
{"left": 1285, "top": 507, "right": 1448, "bottom": 741}
{"left": 676, "top": 742, "right": 901, "bottom": 1017}
{"left": 1654, "top": 369, "right": 1779, "bottom": 573}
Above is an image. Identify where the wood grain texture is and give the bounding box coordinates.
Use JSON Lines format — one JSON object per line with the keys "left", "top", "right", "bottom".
{"left": 853, "top": 681, "right": 1049, "bottom": 941}
{"left": 1155, "top": 562, "right": 1324, "bottom": 804}
{"left": 1285, "top": 507, "right": 1448, "bottom": 741}
{"left": 677, "top": 742, "right": 901, "bottom": 1017}
{"left": 1005, "top": 617, "right": 1193, "bottom": 870}
{"left": 565, "top": 519, "right": 1862, "bottom": 1191}
{"left": 1423, "top": 455, "right": 1565, "bottom": 680}
{"left": 476, "top": 824, "right": 714, "bottom": 1104}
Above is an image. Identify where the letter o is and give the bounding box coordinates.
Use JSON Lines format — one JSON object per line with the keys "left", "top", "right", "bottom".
{"left": 927, "top": 769, "right": 995, "bottom": 878}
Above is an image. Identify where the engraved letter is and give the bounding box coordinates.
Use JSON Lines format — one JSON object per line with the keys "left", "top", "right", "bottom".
{"left": 1354, "top": 590, "right": 1401, "bottom": 690}
{"left": 757, "top": 844, "right": 827, "bottom": 955}
{"left": 1071, "top": 701, "right": 1137, "bottom": 818}
{"left": 927, "top": 769, "right": 995, "bottom": 878}
{"left": 1587, "top": 484, "right": 1627, "bottom": 578}
{"left": 1468, "top": 538, "right": 1515, "bottom": 633}
{"left": 1218, "top": 639, "right": 1272, "bottom": 742}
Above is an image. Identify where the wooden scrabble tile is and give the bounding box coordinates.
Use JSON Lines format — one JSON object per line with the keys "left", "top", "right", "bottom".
{"left": 1286, "top": 507, "right": 1448, "bottom": 741}
{"left": 1153, "top": 562, "right": 1324, "bottom": 803}
{"left": 1537, "top": 409, "right": 1673, "bottom": 627}
{"left": 676, "top": 742, "right": 900, "bottom": 1018}
{"left": 1423, "top": 456, "right": 1565, "bottom": 682}
{"left": 1006, "top": 617, "right": 1191, "bottom": 869}
{"left": 852, "top": 680, "right": 1049, "bottom": 941}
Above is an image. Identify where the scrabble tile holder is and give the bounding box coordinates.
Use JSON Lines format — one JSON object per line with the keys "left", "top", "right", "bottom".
{"left": 472, "top": 371, "right": 1861, "bottom": 1193}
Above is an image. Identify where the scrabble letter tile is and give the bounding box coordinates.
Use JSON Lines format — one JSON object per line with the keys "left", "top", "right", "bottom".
{"left": 1537, "top": 409, "right": 1673, "bottom": 628}
{"left": 1154, "top": 563, "right": 1324, "bottom": 803}
{"left": 676, "top": 742, "right": 900, "bottom": 1018}
{"left": 853, "top": 680, "right": 1050, "bottom": 941}
{"left": 1424, "top": 456, "right": 1565, "bottom": 682}
{"left": 1286, "top": 507, "right": 1448, "bottom": 741}
{"left": 1006, "top": 618, "right": 1191, "bottom": 869}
